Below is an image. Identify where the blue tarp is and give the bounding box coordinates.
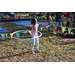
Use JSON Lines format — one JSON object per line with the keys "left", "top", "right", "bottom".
{"left": 0, "top": 27, "right": 9, "bottom": 40}
{"left": 8, "top": 20, "right": 55, "bottom": 27}
{"left": 0, "top": 27, "right": 9, "bottom": 33}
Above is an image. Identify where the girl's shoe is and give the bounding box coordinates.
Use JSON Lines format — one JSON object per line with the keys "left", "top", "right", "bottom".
{"left": 31, "top": 51, "right": 35, "bottom": 54}
{"left": 35, "top": 50, "right": 40, "bottom": 53}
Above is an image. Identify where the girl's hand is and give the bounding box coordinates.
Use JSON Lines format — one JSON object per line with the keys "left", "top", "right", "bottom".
{"left": 27, "top": 27, "right": 31, "bottom": 30}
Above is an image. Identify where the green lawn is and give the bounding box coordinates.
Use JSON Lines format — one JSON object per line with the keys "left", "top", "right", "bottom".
{"left": 0, "top": 17, "right": 75, "bottom": 62}
{"left": 14, "top": 12, "right": 29, "bottom": 17}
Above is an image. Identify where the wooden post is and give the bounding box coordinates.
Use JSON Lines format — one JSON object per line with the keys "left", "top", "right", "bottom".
{"left": 53, "top": 30, "right": 54, "bottom": 40}
{"left": 53, "top": 26, "right": 55, "bottom": 40}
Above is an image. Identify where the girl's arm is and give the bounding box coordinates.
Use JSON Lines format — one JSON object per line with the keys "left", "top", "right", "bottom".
{"left": 27, "top": 24, "right": 43, "bottom": 30}
{"left": 27, "top": 27, "right": 35, "bottom": 30}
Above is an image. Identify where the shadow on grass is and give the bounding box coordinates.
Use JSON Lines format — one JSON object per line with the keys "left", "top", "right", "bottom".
{"left": 0, "top": 51, "right": 30, "bottom": 59}
{"left": 54, "top": 41, "right": 75, "bottom": 46}
{"left": 68, "top": 48, "right": 75, "bottom": 50}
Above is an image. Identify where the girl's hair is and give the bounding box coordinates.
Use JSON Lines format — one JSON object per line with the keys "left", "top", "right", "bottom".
{"left": 31, "top": 18, "right": 37, "bottom": 26}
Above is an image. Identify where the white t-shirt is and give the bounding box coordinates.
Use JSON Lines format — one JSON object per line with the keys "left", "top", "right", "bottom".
{"left": 30, "top": 24, "right": 39, "bottom": 37}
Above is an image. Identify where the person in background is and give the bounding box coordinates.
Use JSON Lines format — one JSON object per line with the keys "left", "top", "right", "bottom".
{"left": 54, "top": 12, "right": 64, "bottom": 34}
{"left": 71, "top": 12, "right": 75, "bottom": 28}
{"left": 66, "top": 12, "right": 72, "bottom": 27}
{"left": 47, "top": 13, "right": 52, "bottom": 32}
{"left": 65, "top": 12, "right": 72, "bottom": 35}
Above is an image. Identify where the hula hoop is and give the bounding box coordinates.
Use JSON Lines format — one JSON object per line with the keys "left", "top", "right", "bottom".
{"left": 11, "top": 30, "right": 42, "bottom": 40}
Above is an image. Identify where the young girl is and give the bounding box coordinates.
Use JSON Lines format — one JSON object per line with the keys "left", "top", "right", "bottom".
{"left": 27, "top": 18, "right": 43, "bottom": 54}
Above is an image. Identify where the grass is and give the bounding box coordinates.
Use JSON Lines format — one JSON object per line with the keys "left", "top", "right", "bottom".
{"left": 0, "top": 17, "right": 75, "bottom": 62}
{"left": 14, "top": 12, "right": 29, "bottom": 17}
